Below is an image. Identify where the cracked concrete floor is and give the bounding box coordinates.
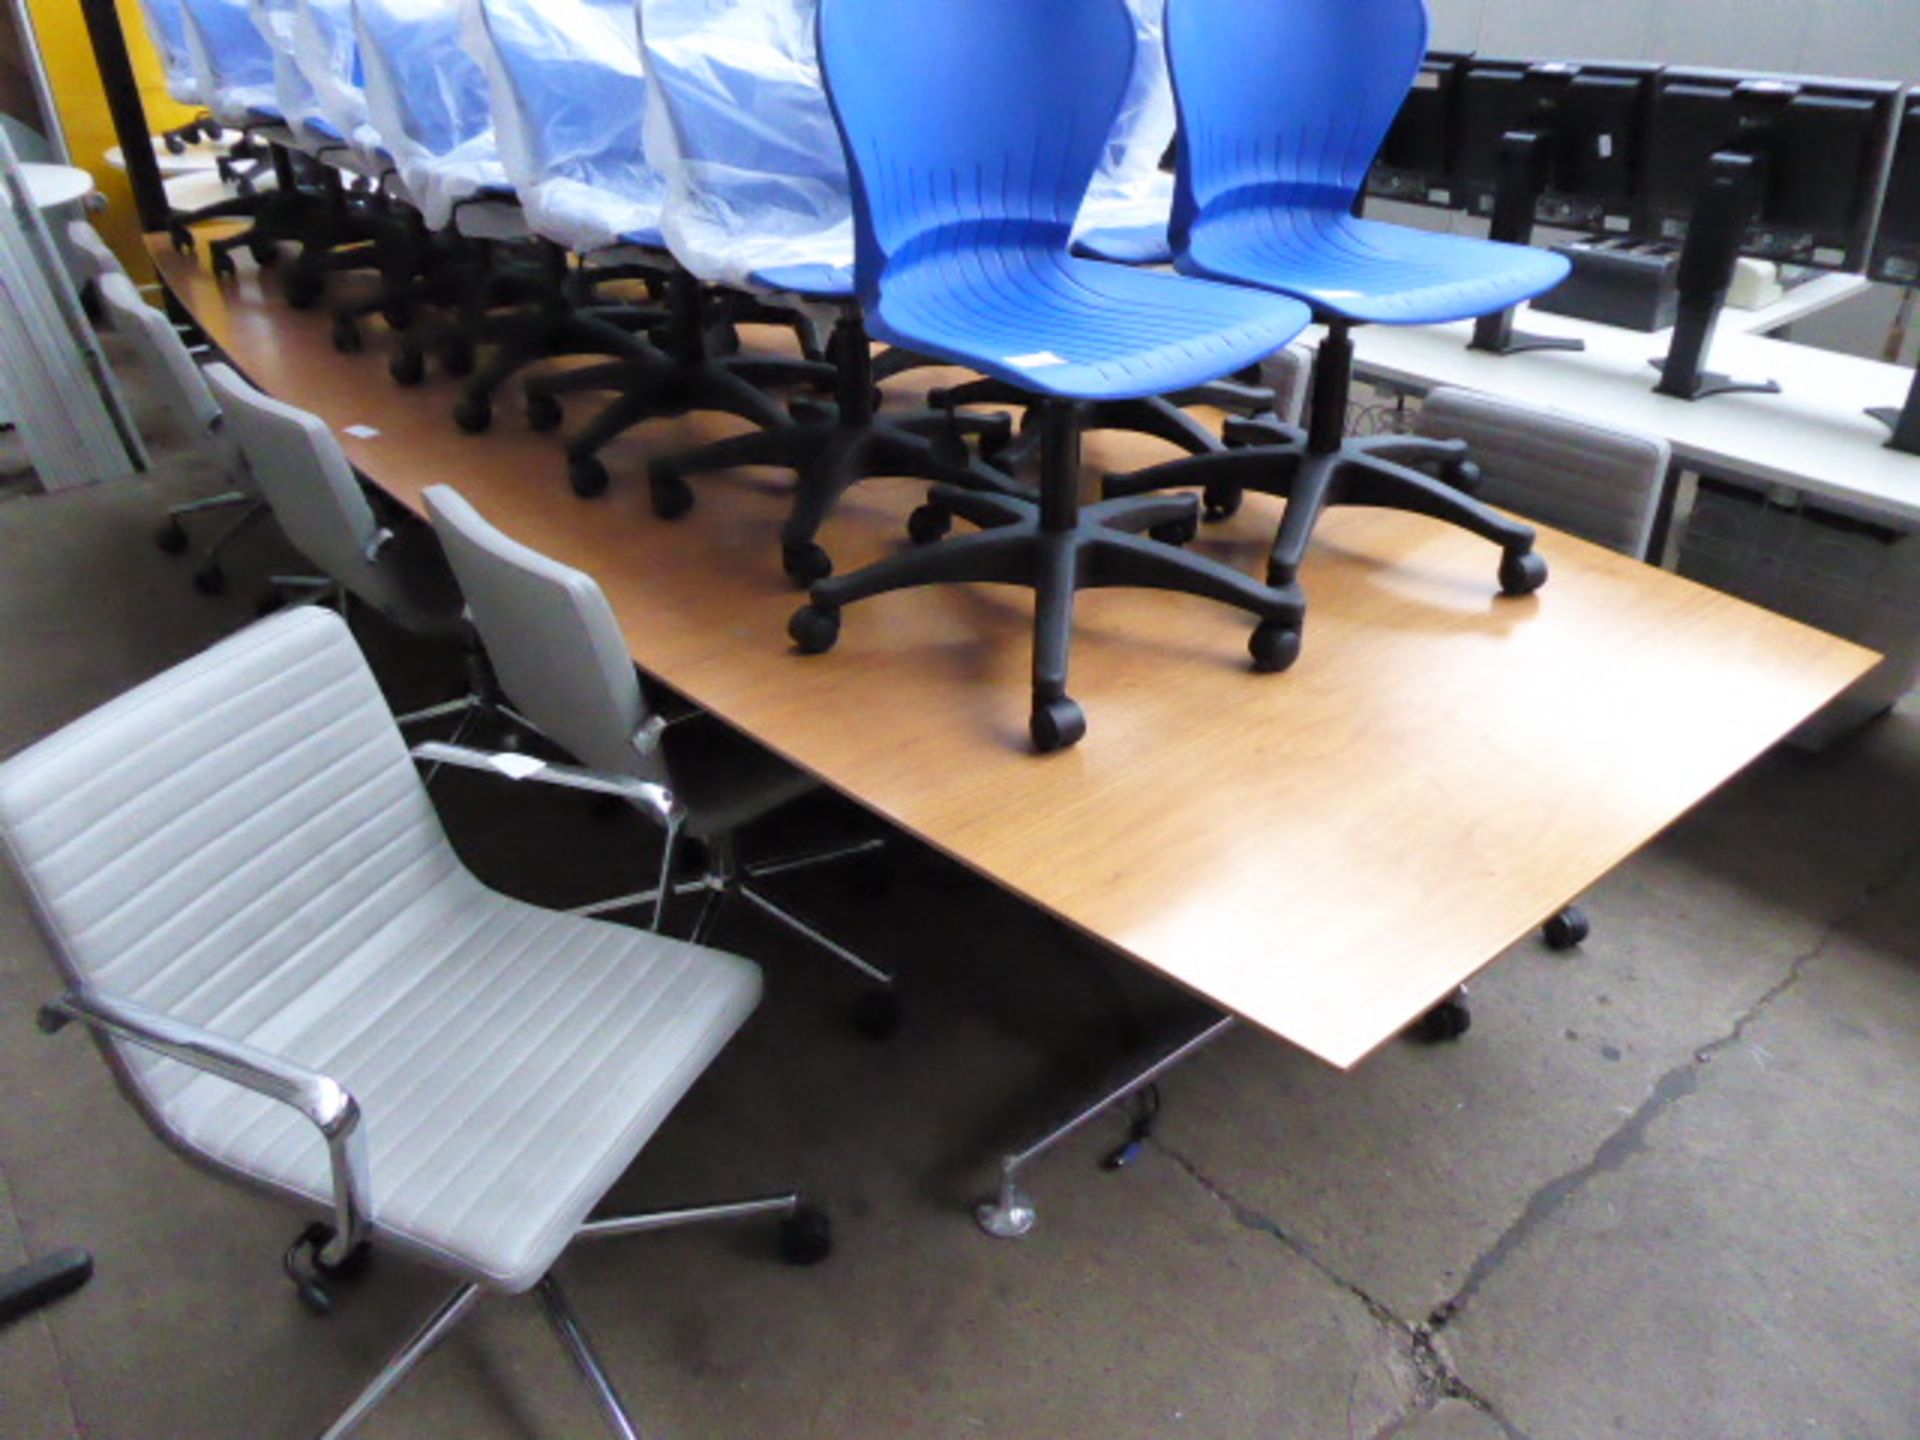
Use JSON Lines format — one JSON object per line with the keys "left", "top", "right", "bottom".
{"left": 1, "top": 418, "right": 1918, "bottom": 1440}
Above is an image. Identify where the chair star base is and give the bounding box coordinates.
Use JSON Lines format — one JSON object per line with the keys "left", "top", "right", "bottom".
{"left": 791, "top": 402, "right": 1305, "bottom": 755}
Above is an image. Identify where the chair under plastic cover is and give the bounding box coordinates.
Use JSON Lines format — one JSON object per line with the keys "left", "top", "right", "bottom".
{"left": 467, "top": 0, "right": 666, "bottom": 254}
{"left": 1166, "top": 0, "right": 1567, "bottom": 326}
{"left": 180, "top": 0, "right": 282, "bottom": 126}
{"left": 353, "top": 0, "right": 514, "bottom": 231}
{"left": 1071, "top": 0, "right": 1176, "bottom": 264}
{"left": 289, "top": 0, "right": 382, "bottom": 161}
{"left": 249, "top": 0, "right": 332, "bottom": 147}
{"left": 135, "top": 0, "right": 203, "bottom": 105}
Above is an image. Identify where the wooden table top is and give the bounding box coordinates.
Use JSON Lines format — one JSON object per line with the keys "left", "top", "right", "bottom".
{"left": 149, "top": 238, "right": 1876, "bottom": 1069}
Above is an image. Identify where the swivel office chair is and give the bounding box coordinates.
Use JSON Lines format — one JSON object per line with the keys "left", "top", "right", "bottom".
{"left": 98, "top": 274, "right": 262, "bottom": 594}
{"left": 790, "top": 0, "right": 1311, "bottom": 752}
{"left": 132, "top": 0, "right": 226, "bottom": 154}
{"left": 1104, "top": 0, "right": 1561, "bottom": 624}
{"left": 424, "top": 484, "right": 900, "bottom": 1029}
{"left": 600, "top": 0, "right": 1018, "bottom": 584}
{"left": 465, "top": 0, "right": 826, "bottom": 446}
{"left": 1, "top": 607, "right": 829, "bottom": 1440}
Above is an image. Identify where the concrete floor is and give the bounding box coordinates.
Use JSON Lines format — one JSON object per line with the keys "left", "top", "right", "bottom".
{"left": 1, "top": 372, "right": 1918, "bottom": 1439}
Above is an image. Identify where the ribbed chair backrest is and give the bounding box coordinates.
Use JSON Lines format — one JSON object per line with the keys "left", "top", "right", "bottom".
{"left": 1414, "top": 389, "right": 1669, "bottom": 559}
{"left": 815, "top": 0, "right": 1138, "bottom": 308}
{"left": 68, "top": 221, "right": 129, "bottom": 288}
{"left": 97, "top": 273, "right": 225, "bottom": 453}
{"left": 180, "top": 0, "right": 279, "bottom": 122}
{"left": 0, "top": 608, "right": 459, "bottom": 1117}
{"left": 1166, "top": 0, "right": 1426, "bottom": 245}
{"left": 422, "top": 486, "right": 663, "bottom": 787}
{"left": 202, "top": 363, "right": 392, "bottom": 596}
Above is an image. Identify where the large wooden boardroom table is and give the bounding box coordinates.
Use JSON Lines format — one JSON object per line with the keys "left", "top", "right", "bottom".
{"left": 150, "top": 241, "right": 1872, "bottom": 1091}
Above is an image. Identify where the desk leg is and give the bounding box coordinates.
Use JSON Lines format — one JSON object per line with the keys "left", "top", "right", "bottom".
{"left": 1646, "top": 460, "right": 1687, "bottom": 568}
{"left": 975, "top": 1015, "right": 1238, "bottom": 1239}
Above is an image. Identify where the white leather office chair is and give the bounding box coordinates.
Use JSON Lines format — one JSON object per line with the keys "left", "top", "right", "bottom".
{"left": 96, "top": 272, "right": 263, "bottom": 594}
{"left": 0, "top": 607, "right": 828, "bottom": 1440}
{"left": 1414, "top": 387, "right": 1670, "bottom": 560}
{"left": 423, "top": 484, "right": 900, "bottom": 1031}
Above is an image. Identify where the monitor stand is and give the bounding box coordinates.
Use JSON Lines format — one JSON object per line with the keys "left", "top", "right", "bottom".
{"left": 1468, "top": 130, "right": 1585, "bottom": 358}
{"left": 1867, "top": 368, "right": 1920, "bottom": 454}
{"left": 1651, "top": 150, "right": 1781, "bottom": 401}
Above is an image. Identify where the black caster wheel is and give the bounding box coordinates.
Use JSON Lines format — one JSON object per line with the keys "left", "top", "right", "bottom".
{"left": 524, "top": 391, "right": 563, "bottom": 433}
{"left": 210, "top": 250, "right": 237, "bottom": 282}
{"left": 441, "top": 339, "right": 476, "bottom": 378}
{"left": 1498, "top": 548, "right": 1548, "bottom": 597}
{"left": 1408, "top": 992, "right": 1472, "bottom": 1044}
{"left": 389, "top": 345, "right": 426, "bottom": 387}
{"left": 1249, "top": 619, "right": 1302, "bottom": 674}
{"left": 648, "top": 467, "right": 694, "bottom": 520}
{"left": 191, "top": 564, "right": 226, "bottom": 596}
{"left": 380, "top": 300, "right": 412, "bottom": 331}
{"left": 569, "top": 456, "right": 611, "bottom": 499}
{"left": 777, "top": 1205, "right": 833, "bottom": 1267}
{"left": 331, "top": 317, "right": 362, "bottom": 355}
{"left": 851, "top": 988, "right": 901, "bottom": 1041}
{"left": 907, "top": 503, "right": 951, "bottom": 546}
{"left": 1202, "top": 484, "right": 1242, "bottom": 522}
{"left": 1440, "top": 457, "right": 1482, "bottom": 494}
{"left": 1030, "top": 695, "right": 1087, "bottom": 753}
{"left": 1149, "top": 514, "right": 1199, "bottom": 547}
{"left": 154, "top": 521, "right": 189, "bottom": 556}
{"left": 1543, "top": 904, "right": 1591, "bottom": 951}
{"left": 452, "top": 394, "right": 492, "bottom": 435}
{"left": 234, "top": 177, "right": 257, "bottom": 200}
{"left": 164, "top": 132, "right": 187, "bottom": 156}
{"left": 247, "top": 236, "right": 276, "bottom": 266}
{"left": 788, "top": 605, "right": 841, "bottom": 655}
{"left": 203, "top": 120, "right": 223, "bottom": 141}
{"left": 169, "top": 223, "right": 195, "bottom": 256}
{"left": 782, "top": 542, "right": 833, "bottom": 587}
{"left": 282, "top": 269, "right": 323, "bottom": 309}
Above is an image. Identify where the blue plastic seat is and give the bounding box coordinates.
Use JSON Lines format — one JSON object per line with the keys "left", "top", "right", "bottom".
{"left": 1166, "top": 0, "right": 1568, "bottom": 322}
{"left": 790, "top": 0, "right": 1309, "bottom": 755}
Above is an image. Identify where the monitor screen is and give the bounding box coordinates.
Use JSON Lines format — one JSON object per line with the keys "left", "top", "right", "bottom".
{"left": 1368, "top": 52, "right": 1470, "bottom": 209}
{"left": 1639, "top": 69, "right": 1900, "bottom": 272}
{"left": 1870, "top": 92, "right": 1920, "bottom": 285}
{"left": 1454, "top": 59, "right": 1657, "bottom": 231}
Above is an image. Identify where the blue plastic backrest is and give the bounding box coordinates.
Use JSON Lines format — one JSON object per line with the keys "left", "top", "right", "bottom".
{"left": 1166, "top": 0, "right": 1427, "bottom": 243}
{"left": 136, "top": 0, "right": 196, "bottom": 81}
{"left": 816, "top": 0, "right": 1138, "bottom": 303}
{"left": 481, "top": 0, "right": 647, "bottom": 178}
{"left": 182, "top": 0, "right": 277, "bottom": 90}
{"left": 353, "top": 0, "right": 492, "bottom": 155}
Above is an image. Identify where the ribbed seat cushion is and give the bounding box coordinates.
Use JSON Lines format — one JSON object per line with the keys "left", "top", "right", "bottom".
{"left": 0, "top": 608, "right": 761, "bottom": 1293}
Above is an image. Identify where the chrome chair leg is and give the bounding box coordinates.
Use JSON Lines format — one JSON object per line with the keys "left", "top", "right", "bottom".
{"left": 318, "top": 1283, "right": 483, "bottom": 1440}
{"left": 735, "top": 883, "right": 893, "bottom": 987}
{"left": 536, "top": 1277, "right": 641, "bottom": 1440}
{"left": 742, "top": 837, "right": 886, "bottom": 881}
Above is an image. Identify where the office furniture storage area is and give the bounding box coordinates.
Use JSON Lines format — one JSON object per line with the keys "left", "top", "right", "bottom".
{"left": 8, "top": 0, "right": 1919, "bottom": 1435}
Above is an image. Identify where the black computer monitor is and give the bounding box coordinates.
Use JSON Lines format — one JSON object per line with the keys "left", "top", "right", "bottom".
{"left": 1367, "top": 52, "right": 1471, "bottom": 209}
{"left": 1640, "top": 68, "right": 1901, "bottom": 401}
{"left": 1868, "top": 91, "right": 1920, "bottom": 454}
{"left": 1454, "top": 58, "right": 1660, "bottom": 355}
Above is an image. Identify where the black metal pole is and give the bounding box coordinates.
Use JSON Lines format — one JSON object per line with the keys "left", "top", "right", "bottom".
{"left": 77, "top": 0, "right": 169, "bottom": 232}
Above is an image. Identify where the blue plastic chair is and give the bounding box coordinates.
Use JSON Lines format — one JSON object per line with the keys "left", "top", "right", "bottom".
{"left": 790, "top": 0, "right": 1310, "bottom": 754}
{"left": 1106, "top": 0, "right": 1555, "bottom": 601}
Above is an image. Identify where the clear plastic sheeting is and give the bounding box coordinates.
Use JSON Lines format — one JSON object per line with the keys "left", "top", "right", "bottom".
{"left": 249, "top": 0, "right": 330, "bottom": 146}
{"left": 291, "top": 0, "right": 381, "bottom": 159}
{"left": 1073, "top": 0, "right": 1176, "bottom": 258}
{"left": 636, "top": 0, "right": 852, "bottom": 291}
{"left": 180, "top": 0, "right": 281, "bottom": 126}
{"left": 135, "top": 0, "right": 203, "bottom": 104}
{"left": 354, "top": 0, "right": 512, "bottom": 229}
{"left": 467, "top": 0, "right": 666, "bottom": 254}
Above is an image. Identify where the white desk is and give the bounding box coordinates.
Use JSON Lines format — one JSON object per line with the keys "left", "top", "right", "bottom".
{"left": 1346, "top": 302, "right": 1920, "bottom": 529}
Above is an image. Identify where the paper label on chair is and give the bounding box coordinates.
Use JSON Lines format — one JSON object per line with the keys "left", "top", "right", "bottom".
{"left": 487, "top": 754, "right": 548, "bottom": 781}
{"left": 1005, "top": 351, "right": 1069, "bottom": 370}
{"left": 1309, "top": 289, "right": 1363, "bottom": 301}
{"left": 342, "top": 425, "right": 381, "bottom": 440}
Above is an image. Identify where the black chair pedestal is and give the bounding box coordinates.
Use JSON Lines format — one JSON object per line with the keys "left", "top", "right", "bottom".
{"left": 790, "top": 400, "right": 1305, "bottom": 754}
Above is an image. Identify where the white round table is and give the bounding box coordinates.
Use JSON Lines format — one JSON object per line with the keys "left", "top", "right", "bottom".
{"left": 18, "top": 163, "right": 95, "bottom": 212}
{"left": 105, "top": 141, "right": 222, "bottom": 178}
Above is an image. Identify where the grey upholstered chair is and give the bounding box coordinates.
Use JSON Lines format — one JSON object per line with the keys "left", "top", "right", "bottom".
{"left": 1414, "top": 387, "right": 1670, "bottom": 561}
{"left": 0, "top": 607, "right": 828, "bottom": 1440}
{"left": 96, "top": 272, "right": 261, "bottom": 594}
{"left": 423, "top": 484, "right": 899, "bottom": 1032}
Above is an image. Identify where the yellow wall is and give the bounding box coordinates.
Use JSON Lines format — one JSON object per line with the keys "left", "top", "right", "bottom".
{"left": 26, "top": 0, "right": 194, "bottom": 271}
